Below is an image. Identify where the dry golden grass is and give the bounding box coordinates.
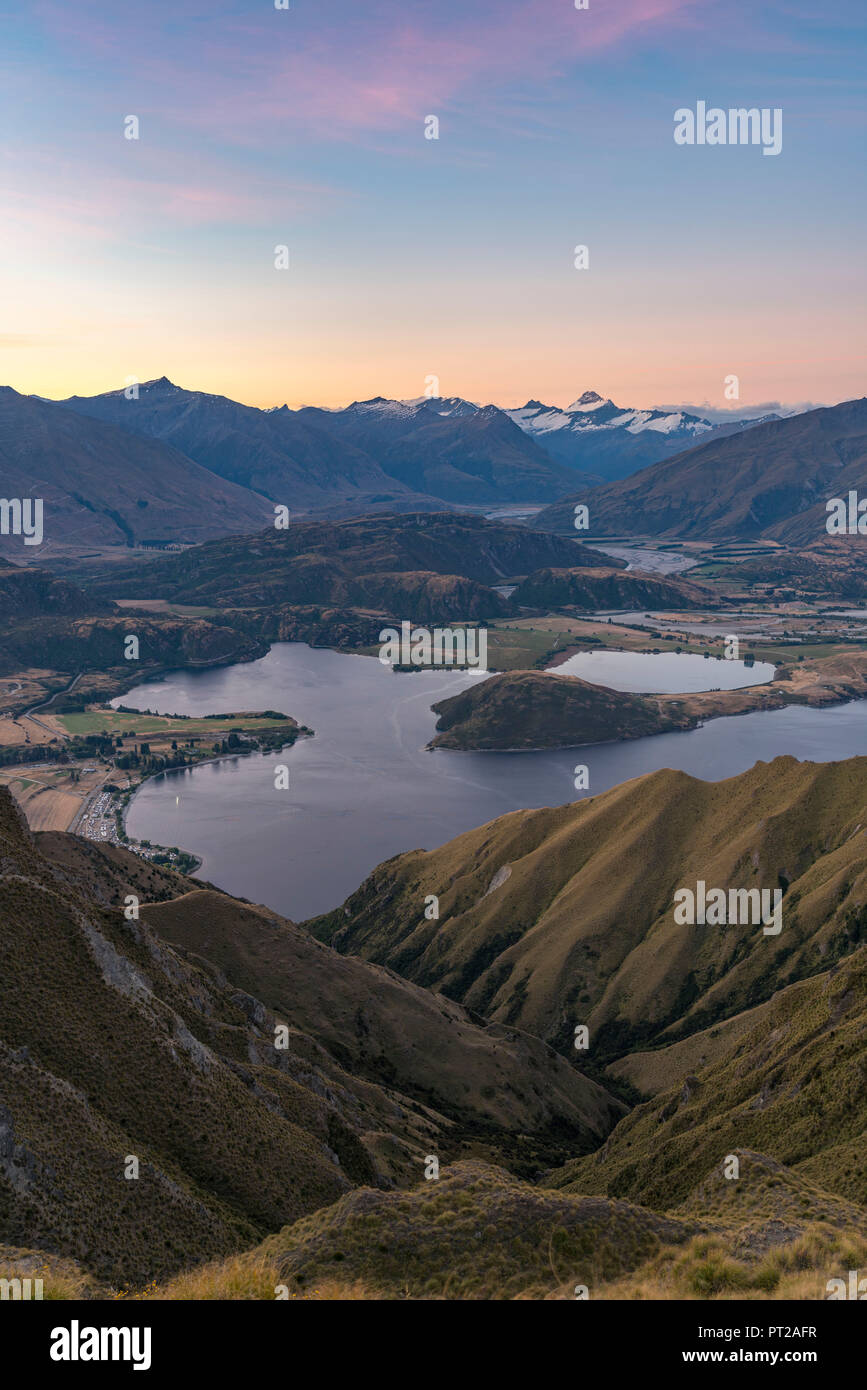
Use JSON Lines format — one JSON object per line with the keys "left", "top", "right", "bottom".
{"left": 554, "top": 1227, "right": 867, "bottom": 1301}
{"left": 20, "top": 786, "right": 83, "bottom": 831}
{"left": 141, "top": 1222, "right": 867, "bottom": 1301}
{"left": 0, "top": 714, "right": 58, "bottom": 745}
{"left": 7, "top": 1216, "right": 866, "bottom": 1303}
{"left": 606, "top": 978, "right": 816, "bottom": 1097}
{"left": 0, "top": 1246, "right": 97, "bottom": 1300}
{"left": 142, "top": 1253, "right": 281, "bottom": 1301}
{"left": 142, "top": 1253, "right": 377, "bottom": 1301}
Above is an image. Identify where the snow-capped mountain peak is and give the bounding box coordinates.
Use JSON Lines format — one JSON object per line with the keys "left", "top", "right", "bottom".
{"left": 505, "top": 393, "right": 715, "bottom": 441}
{"left": 566, "top": 390, "right": 610, "bottom": 412}
{"left": 412, "top": 395, "right": 481, "bottom": 419}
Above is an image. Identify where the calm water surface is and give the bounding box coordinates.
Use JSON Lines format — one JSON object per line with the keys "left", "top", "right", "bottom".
{"left": 120, "top": 643, "right": 865, "bottom": 920}
{"left": 549, "top": 649, "right": 776, "bottom": 692}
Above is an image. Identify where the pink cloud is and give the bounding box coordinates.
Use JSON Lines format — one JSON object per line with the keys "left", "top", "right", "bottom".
{"left": 191, "top": 1, "right": 700, "bottom": 136}
{"left": 0, "top": 141, "right": 346, "bottom": 244}
{"left": 26, "top": 0, "right": 701, "bottom": 141}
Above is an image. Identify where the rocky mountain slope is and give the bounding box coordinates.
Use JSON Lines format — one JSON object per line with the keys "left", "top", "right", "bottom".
{"left": 532, "top": 398, "right": 867, "bottom": 542}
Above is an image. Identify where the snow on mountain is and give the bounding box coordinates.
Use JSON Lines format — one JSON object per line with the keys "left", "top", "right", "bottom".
{"left": 348, "top": 396, "right": 423, "bottom": 420}
{"left": 331, "top": 390, "right": 725, "bottom": 485}
{"left": 507, "top": 402, "right": 576, "bottom": 434}
{"left": 339, "top": 390, "right": 720, "bottom": 445}
{"left": 506, "top": 393, "right": 715, "bottom": 441}
{"left": 566, "top": 390, "right": 611, "bottom": 412}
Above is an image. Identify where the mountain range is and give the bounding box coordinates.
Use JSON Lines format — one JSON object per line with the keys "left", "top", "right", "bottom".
{"left": 503, "top": 390, "right": 778, "bottom": 480}
{"left": 59, "top": 378, "right": 583, "bottom": 512}
{"left": 59, "top": 379, "right": 444, "bottom": 518}
{"left": 0, "top": 378, "right": 828, "bottom": 557}
{"left": 294, "top": 395, "right": 585, "bottom": 501}
{"left": 533, "top": 396, "right": 867, "bottom": 542}
{"left": 298, "top": 388, "right": 777, "bottom": 486}
{"left": 60, "top": 379, "right": 780, "bottom": 505}
{"left": 0, "top": 387, "right": 272, "bottom": 558}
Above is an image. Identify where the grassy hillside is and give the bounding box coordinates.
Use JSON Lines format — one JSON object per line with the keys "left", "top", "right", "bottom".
{"left": 0, "top": 796, "right": 620, "bottom": 1285}
{"left": 12, "top": 1149, "right": 863, "bottom": 1301}
{"left": 138, "top": 887, "right": 623, "bottom": 1165}
{"left": 2, "top": 753, "right": 866, "bottom": 1300}
{"left": 250, "top": 1160, "right": 693, "bottom": 1299}
{"left": 318, "top": 757, "right": 867, "bottom": 1061}
{"left": 548, "top": 945, "right": 867, "bottom": 1209}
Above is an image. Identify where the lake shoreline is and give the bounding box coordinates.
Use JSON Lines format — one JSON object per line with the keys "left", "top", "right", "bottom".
{"left": 118, "top": 642, "right": 867, "bottom": 921}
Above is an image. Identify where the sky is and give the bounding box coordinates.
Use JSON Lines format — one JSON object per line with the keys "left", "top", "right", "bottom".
{"left": 1, "top": 0, "right": 865, "bottom": 411}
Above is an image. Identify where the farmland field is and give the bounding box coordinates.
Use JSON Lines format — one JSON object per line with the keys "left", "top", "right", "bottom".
{"left": 56, "top": 710, "right": 293, "bottom": 737}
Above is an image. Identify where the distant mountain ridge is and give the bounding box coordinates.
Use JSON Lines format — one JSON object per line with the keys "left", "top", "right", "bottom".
{"left": 293, "top": 396, "right": 587, "bottom": 502}
{"left": 0, "top": 386, "right": 272, "bottom": 556}
{"left": 532, "top": 396, "right": 867, "bottom": 541}
{"left": 504, "top": 390, "right": 770, "bottom": 481}
{"left": 302, "top": 387, "right": 781, "bottom": 486}
{"left": 0, "top": 376, "right": 816, "bottom": 554}
{"left": 51, "top": 379, "right": 793, "bottom": 527}
{"left": 59, "top": 378, "right": 442, "bottom": 518}
{"left": 59, "top": 379, "right": 583, "bottom": 511}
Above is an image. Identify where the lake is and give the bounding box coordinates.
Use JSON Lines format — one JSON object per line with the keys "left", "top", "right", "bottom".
{"left": 120, "top": 643, "right": 865, "bottom": 921}
{"left": 548, "top": 649, "right": 776, "bottom": 692}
